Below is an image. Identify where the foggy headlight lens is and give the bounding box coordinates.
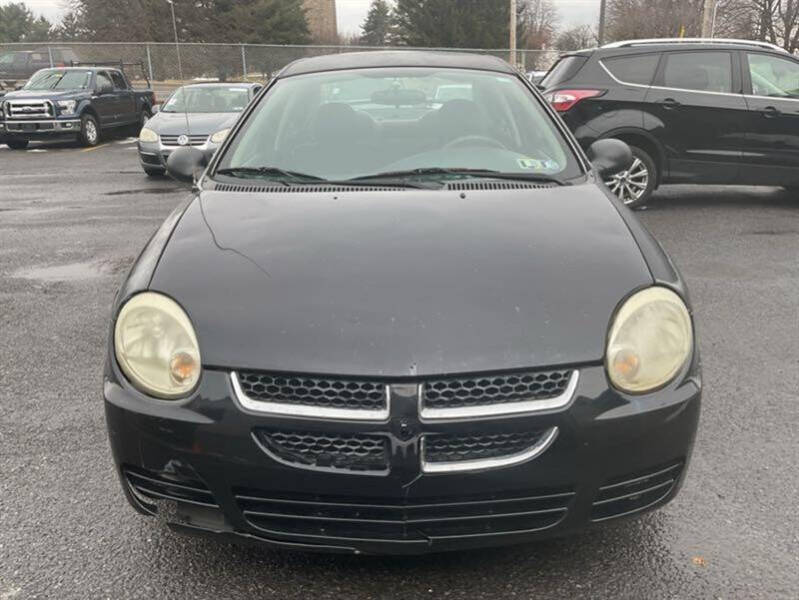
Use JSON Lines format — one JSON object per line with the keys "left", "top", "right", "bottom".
{"left": 209, "top": 128, "right": 230, "bottom": 144}
{"left": 139, "top": 127, "right": 158, "bottom": 143}
{"left": 56, "top": 100, "right": 77, "bottom": 114}
{"left": 606, "top": 287, "right": 693, "bottom": 393}
{"left": 114, "top": 292, "right": 201, "bottom": 398}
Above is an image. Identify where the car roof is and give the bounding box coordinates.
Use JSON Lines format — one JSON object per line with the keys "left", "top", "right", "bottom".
{"left": 583, "top": 38, "right": 790, "bottom": 56}
{"left": 279, "top": 51, "right": 515, "bottom": 78}
{"left": 181, "top": 82, "right": 257, "bottom": 88}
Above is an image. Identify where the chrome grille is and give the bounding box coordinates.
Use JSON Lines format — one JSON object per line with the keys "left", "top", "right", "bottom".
{"left": 6, "top": 99, "right": 54, "bottom": 119}
{"left": 423, "top": 370, "right": 574, "bottom": 410}
{"left": 424, "top": 430, "right": 548, "bottom": 463}
{"left": 256, "top": 429, "right": 389, "bottom": 472}
{"left": 160, "top": 134, "right": 208, "bottom": 146}
{"left": 236, "top": 372, "right": 387, "bottom": 411}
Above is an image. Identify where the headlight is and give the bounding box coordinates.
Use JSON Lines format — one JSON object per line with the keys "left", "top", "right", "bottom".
{"left": 56, "top": 99, "right": 77, "bottom": 114}
{"left": 606, "top": 287, "right": 693, "bottom": 394}
{"left": 114, "top": 292, "right": 202, "bottom": 399}
{"left": 139, "top": 127, "right": 158, "bottom": 143}
{"left": 209, "top": 128, "right": 230, "bottom": 144}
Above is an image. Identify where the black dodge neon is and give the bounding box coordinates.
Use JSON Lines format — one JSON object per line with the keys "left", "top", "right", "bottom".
{"left": 104, "top": 51, "right": 701, "bottom": 555}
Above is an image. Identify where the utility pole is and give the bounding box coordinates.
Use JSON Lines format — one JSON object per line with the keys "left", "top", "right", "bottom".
{"left": 598, "top": 0, "right": 607, "bottom": 46}
{"left": 510, "top": 0, "right": 517, "bottom": 67}
{"left": 702, "top": 0, "right": 716, "bottom": 38}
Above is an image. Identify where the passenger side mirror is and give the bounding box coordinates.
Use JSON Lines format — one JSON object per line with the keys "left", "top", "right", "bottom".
{"left": 166, "top": 147, "right": 208, "bottom": 185}
{"left": 151, "top": 104, "right": 161, "bottom": 114}
{"left": 588, "top": 139, "right": 633, "bottom": 178}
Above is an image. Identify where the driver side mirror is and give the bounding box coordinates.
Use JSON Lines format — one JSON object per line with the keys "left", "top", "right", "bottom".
{"left": 587, "top": 139, "right": 633, "bottom": 178}
{"left": 166, "top": 146, "right": 208, "bottom": 186}
{"left": 151, "top": 104, "right": 161, "bottom": 114}
{"left": 98, "top": 83, "right": 114, "bottom": 95}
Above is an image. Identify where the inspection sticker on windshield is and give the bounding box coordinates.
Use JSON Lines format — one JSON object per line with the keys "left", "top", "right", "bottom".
{"left": 517, "top": 157, "right": 543, "bottom": 170}
{"left": 518, "top": 157, "right": 559, "bottom": 172}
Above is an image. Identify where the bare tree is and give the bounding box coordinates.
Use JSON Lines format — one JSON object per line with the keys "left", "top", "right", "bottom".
{"left": 520, "top": 0, "right": 559, "bottom": 48}
{"left": 605, "top": 0, "right": 705, "bottom": 41}
{"left": 555, "top": 24, "right": 597, "bottom": 51}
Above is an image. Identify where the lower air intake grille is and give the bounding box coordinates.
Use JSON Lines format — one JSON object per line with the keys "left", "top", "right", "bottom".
{"left": 123, "top": 466, "right": 218, "bottom": 508}
{"left": 591, "top": 462, "right": 683, "bottom": 522}
{"left": 256, "top": 429, "right": 390, "bottom": 472}
{"left": 236, "top": 372, "right": 387, "bottom": 411}
{"left": 235, "top": 488, "right": 575, "bottom": 542}
{"left": 422, "top": 369, "right": 573, "bottom": 410}
{"left": 424, "top": 430, "right": 548, "bottom": 463}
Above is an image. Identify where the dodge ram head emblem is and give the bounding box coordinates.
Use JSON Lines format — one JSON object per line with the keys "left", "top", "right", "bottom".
{"left": 177, "top": 135, "right": 189, "bottom": 146}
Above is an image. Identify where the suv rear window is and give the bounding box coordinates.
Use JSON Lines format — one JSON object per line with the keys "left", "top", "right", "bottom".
{"left": 540, "top": 56, "right": 587, "bottom": 88}
{"left": 602, "top": 54, "right": 660, "bottom": 85}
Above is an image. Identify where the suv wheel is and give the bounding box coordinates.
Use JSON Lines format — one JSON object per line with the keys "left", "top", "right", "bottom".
{"left": 5, "top": 139, "right": 29, "bottom": 150}
{"left": 605, "top": 145, "right": 657, "bottom": 208}
{"left": 79, "top": 114, "right": 100, "bottom": 147}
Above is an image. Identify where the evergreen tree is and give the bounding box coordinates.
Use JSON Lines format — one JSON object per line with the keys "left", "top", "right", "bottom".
{"left": 393, "top": 0, "right": 532, "bottom": 48}
{"left": 0, "top": 2, "right": 53, "bottom": 42}
{"left": 361, "top": 0, "right": 394, "bottom": 46}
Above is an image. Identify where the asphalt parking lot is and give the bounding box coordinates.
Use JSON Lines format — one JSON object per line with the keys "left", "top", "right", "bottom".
{"left": 1, "top": 138, "right": 797, "bottom": 599}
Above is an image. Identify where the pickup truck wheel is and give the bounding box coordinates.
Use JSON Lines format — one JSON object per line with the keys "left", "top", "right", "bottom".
{"left": 5, "top": 140, "right": 29, "bottom": 150}
{"left": 79, "top": 114, "right": 100, "bottom": 147}
{"left": 132, "top": 109, "right": 151, "bottom": 137}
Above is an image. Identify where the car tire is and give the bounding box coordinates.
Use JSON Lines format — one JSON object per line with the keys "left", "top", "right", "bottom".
{"left": 143, "top": 167, "right": 165, "bottom": 177}
{"left": 604, "top": 144, "right": 657, "bottom": 209}
{"left": 5, "top": 139, "right": 29, "bottom": 150}
{"left": 78, "top": 114, "right": 100, "bottom": 147}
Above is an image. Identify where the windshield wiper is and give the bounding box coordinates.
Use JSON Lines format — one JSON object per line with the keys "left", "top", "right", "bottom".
{"left": 215, "top": 167, "right": 326, "bottom": 184}
{"left": 216, "top": 167, "right": 435, "bottom": 189}
{"left": 349, "top": 167, "right": 568, "bottom": 186}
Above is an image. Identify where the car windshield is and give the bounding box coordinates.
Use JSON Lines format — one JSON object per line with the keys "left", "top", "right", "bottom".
{"left": 24, "top": 70, "right": 91, "bottom": 90}
{"left": 216, "top": 67, "right": 581, "bottom": 182}
{"left": 163, "top": 86, "right": 250, "bottom": 113}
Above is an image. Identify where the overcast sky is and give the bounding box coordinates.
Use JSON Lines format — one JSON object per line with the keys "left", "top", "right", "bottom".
{"left": 17, "top": 0, "right": 601, "bottom": 37}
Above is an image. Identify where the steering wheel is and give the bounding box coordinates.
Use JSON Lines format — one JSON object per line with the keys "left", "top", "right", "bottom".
{"left": 443, "top": 135, "right": 507, "bottom": 150}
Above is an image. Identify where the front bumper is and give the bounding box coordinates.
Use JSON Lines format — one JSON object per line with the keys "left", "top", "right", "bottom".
{"left": 1, "top": 118, "right": 81, "bottom": 138}
{"left": 138, "top": 139, "right": 218, "bottom": 171}
{"left": 104, "top": 361, "right": 700, "bottom": 555}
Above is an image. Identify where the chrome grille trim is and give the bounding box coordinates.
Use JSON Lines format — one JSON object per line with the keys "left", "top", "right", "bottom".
{"left": 159, "top": 134, "right": 208, "bottom": 147}
{"left": 419, "top": 370, "right": 579, "bottom": 422}
{"left": 6, "top": 99, "right": 55, "bottom": 119}
{"left": 230, "top": 371, "right": 391, "bottom": 422}
{"left": 421, "top": 427, "right": 559, "bottom": 474}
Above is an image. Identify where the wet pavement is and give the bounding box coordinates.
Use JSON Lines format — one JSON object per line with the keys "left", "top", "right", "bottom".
{"left": 1, "top": 139, "right": 797, "bottom": 599}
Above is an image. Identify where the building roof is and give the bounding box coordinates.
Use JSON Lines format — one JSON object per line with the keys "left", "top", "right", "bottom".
{"left": 279, "top": 51, "right": 516, "bottom": 77}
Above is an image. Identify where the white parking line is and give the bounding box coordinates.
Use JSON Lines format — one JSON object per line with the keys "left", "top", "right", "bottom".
{"left": 27, "top": 149, "right": 47, "bottom": 153}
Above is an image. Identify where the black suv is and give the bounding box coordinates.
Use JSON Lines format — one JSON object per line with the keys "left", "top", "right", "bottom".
{"left": 542, "top": 38, "right": 799, "bottom": 206}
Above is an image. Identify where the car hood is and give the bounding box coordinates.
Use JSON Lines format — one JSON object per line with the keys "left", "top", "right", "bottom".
{"left": 150, "top": 183, "right": 653, "bottom": 376}
{"left": 148, "top": 111, "right": 237, "bottom": 136}
{"left": 3, "top": 89, "right": 87, "bottom": 100}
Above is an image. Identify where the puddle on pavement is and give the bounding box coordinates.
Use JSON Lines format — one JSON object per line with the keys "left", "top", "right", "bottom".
{"left": 13, "top": 261, "right": 109, "bottom": 282}
{"left": 105, "top": 187, "right": 179, "bottom": 196}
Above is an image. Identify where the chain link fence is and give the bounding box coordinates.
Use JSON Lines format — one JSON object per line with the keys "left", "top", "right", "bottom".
{"left": 0, "top": 42, "right": 560, "bottom": 100}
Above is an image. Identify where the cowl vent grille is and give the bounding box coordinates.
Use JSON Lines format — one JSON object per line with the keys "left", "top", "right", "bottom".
{"left": 211, "top": 183, "right": 408, "bottom": 193}
{"left": 444, "top": 181, "right": 556, "bottom": 191}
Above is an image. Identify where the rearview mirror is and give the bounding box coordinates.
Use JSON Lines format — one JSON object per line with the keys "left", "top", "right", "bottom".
{"left": 166, "top": 147, "right": 208, "bottom": 185}
{"left": 587, "top": 139, "right": 633, "bottom": 179}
